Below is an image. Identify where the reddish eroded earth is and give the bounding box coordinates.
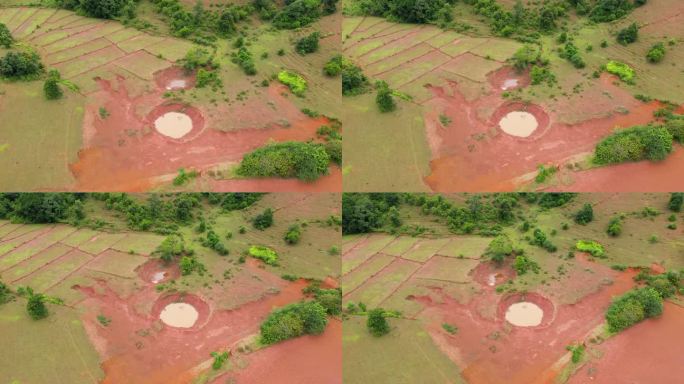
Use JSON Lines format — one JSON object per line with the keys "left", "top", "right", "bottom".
{"left": 75, "top": 258, "right": 338, "bottom": 384}
{"left": 409, "top": 257, "right": 636, "bottom": 384}
{"left": 421, "top": 68, "right": 684, "bottom": 192}
{"left": 568, "top": 301, "right": 684, "bottom": 384}
{"left": 211, "top": 320, "right": 343, "bottom": 384}
{"left": 69, "top": 71, "right": 340, "bottom": 192}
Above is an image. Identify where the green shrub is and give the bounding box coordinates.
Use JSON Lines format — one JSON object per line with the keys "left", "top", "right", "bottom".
{"left": 535, "top": 164, "right": 557, "bottom": 183}
{"left": 323, "top": 54, "right": 343, "bottom": 76}
{"left": 0, "top": 50, "right": 44, "bottom": 80}
{"left": 606, "top": 287, "right": 662, "bottom": 333}
{"left": 605, "top": 60, "right": 635, "bottom": 82}
{"left": 284, "top": 224, "right": 301, "bottom": 244}
{"left": 513, "top": 255, "right": 540, "bottom": 275}
{"left": 43, "top": 74, "right": 63, "bottom": 100}
{"left": 79, "top": 0, "right": 130, "bottom": 19}
{"left": 249, "top": 245, "right": 278, "bottom": 265}
{"left": 367, "top": 308, "right": 390, "bottom": 336}
{"left": 442, "top": 323, "right": 458, "bottom": 334}
{"left": 616, "top": 22, "right": 638, "bottom": 45}
{"left": 237, "top": 141, "right": 330, "bottom": 181}
{"left": 606, "top": 217, "right": 622, "bottom": 237}
{"left": 574, "top": 203, "right": 594, "bottom": 225}
{"left": 25, "top": 288, "right": 48, "bottom": 320}
{"left": 0, "top": 280, "right": 12, "bottom": 305}
{"left": 324, "top": 139, "right": 342, "bottom": 166}
{"left": 646, "top": 42, "right": 666, "bottom": 63}
{"left": 567, "top": 344, "right": 585, "bottom": 364}
{"left": 295, "top": 32, "right": 320, "bottom": 55}
{"left": 669, "top": 193, "right": 684, "bottom": 212}
{"left": 589, "top": 0, "right": 636, "bottom": 23}
{"left": 211, "top": 351, "right": 229, "bottom": 370}
{"left": 277, "top": 70, "right": 307, "bottom": 96}
{"left": 179, "top": 255, "right": 206, "bottom": 276}
{"left": 594, "top": 125, "right": 673, "bottom": 164}
{"left": 260, "top": 301, "right": 328, "bottom": 344}
{"left": 272, "top": 0, "right": 322, "bottom": 29}
{"left": 156, "top": 234, "right": 187, "bottom": 263}
{"left": 196, "top": 68, "right": 220, "bottom": 88}
{"left": 341, "top": 62, "right": 369, "bottom": 96}
{"left": 231, "top": 47, "right": 256, "bottom": 75}
{"left": 252, "top": 208, "right": 274, "bottom": 230}
{"left": 486, "top": 234, "right": 513, "bottom": 264}
{"left": 0, "top": 23, "right": 13, "bottom": 48}
{"left": 576, "top": 240, "right": 605, "bottom": 257}
{"left": 665, "top": 120, "right": 684, "bottom": 143}
{"left": 375, "top": 81, "right": 396, "bottom": 113}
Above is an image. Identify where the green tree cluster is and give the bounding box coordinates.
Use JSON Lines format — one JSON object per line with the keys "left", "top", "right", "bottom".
{"left": 260, "top": 301, "right": 328, "bottom": 344}
{"left": 594, "top": 125, "right": 673, "bottom": 164}
{"left": 237, "top": 142, "right": 332, "bottom": 181}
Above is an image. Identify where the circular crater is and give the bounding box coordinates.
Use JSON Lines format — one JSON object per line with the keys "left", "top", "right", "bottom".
{"left": 471, "top": 261, "right": 515, "bottom": 287}
{"left": 147, "top": 104, "right": 204, "bottom": 141}
{"left": 492, "top": 102, "right": 550, "bottom": 139}
{"left": 137, "top": 259, "right": 180, "bottom": 284}
{"left": 498, "top": 293, "right": 555, "bottom": 328}
{"left": 488, "top": 66, "right": 530, "bottom": 91}
{"left": 154, "top": 66, "right": 195, "bottom": 91}
{"left": 160, "top": 303, "right": 198, "bottom": 328}
{"left": 152, "top": 293, "right": 210, "bottom": 330}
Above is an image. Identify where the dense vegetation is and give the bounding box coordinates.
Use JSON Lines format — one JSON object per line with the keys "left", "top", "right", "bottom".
{"left": 341, "top": 61, "right": 370, "bottom": 96}
{"left": 260, "top": 300, "right": 329, "bottom": 344}
{"left": 0, "top": 50, "right": 44, "bottom": 80}
{"left": 342, "top": 193, "right": 576, "bottom": 236}
{"left": 606, "top": 287, "right": 662, "bottom": 333}
{"left": 0, "top": 22, "right": 13, "bottom": 48}
{"left": 236, "top": 141, "right": 334, "bottom": 181}
{"left": 646, "top": 42, "right": 666, "bottom": 63}
{"left": 375, "top": 80, "right": 396, "bottom": 112}
{"left": 367, "top": 308, "right": 390, "bottom": 336}
{"left": 295, "top": 32, "right": 321, "bottom": 55}
{"left": 594, "top": 125, "right": 673, "bottom": 165}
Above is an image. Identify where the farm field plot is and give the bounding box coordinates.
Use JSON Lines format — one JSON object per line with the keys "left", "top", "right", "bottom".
{"left": 343, "top": 0, "right": 684, "bottom": 192}
{"left": 0, "top": 192, "right": 342, "bottom": 384}
{"left": 0, "top": 3, "right": 341, "bottom": 192}
{"left": 342, "top": 192, "right": 684, "bottom": 384}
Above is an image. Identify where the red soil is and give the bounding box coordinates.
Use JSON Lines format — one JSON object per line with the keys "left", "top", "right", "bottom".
{"left": 69, "top": 72, "right": 339, "bottom": 192}
{"left": 145, "top": 103, "right": 205, "bottom": 142}
{"left": 470, "top": 260, "right": 515, "bottom": 288}
{"left": 496, "top": 292, "right": 556, "bottom": 328}
{"left": 154, "top": 66, "right": 195, "bottom": 90}
{"left": 136, "top": 258, "right": 180, "bottom": 285}
{"left": 568, "top": 301, "right": 684, "bottom": 384}
{"left": 413, "top": 259, "right": 637, "bottom": 384}
{"left": 211, "top": 320, "right": 343, "bottom": 384}
{"left": 76, "top": 263, "right": 326, "bottom": 384}
{"left": 150, "top": 293, "right": 211, "bottom": 330}
{"left": 422, "top": 70, "right": 684, "bottom": 192}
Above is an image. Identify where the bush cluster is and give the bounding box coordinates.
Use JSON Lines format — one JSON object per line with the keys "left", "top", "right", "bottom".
{"left": 252, "top": 208, "right": 274, "bottom": 230}
{"left": 646, "top": 42, "right": 666, "bottom": 63}
{"left": 284, "top": 224, "right": 302, "bottom": 244}
{"left": 616, "top": 22, "right": 638, "bottom": 45}
{"left": 594, "top": 125, "right": 673, "bottom": 165}
{"left": 295, "top": 32, "right": 320, "bottom": 55}
{"left": 248, "top": 245, "right": 278, "bottom": 265}
{"left": 375, "top": 80, "right": 396, "bottom": 113}
{"left": 575, "top": 240, "right": 605, "bottom": 257}
{"left": 237, "top": 141, "right": 331, "bottom": 181}
{"left": 260, "top": 301, "right": 328, "bottom": 344}
{"left": 606, "top": 287, "right": 662, "bottom": 333}
{"left": 0, "top": 50, "right": 44, "bottom": 80}
{"left": 0, "top": 22, "right": 13, "bottom": 48}
{"left": 574, "top": 203, "right": 594, "bottom": 225}
{"left": 277, "top": 70, "right": 307, "bottom": 96}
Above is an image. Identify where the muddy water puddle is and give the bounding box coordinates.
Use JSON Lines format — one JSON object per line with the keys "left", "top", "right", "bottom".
{"left": 154, "top": 112, "right": 193, "bottom": 139}
{"left": 501, "top": 79, "right": 519, "bottom": 90}
{"left": 151, "top": 272, "right": 167, "bottom": 284}
{"left": 505, "top": 302, "right": 544, "bottom": 327}
{"left": 159, "top": 303, "right": 199, "bottom": 328}
{"left": 499, "top": 111, "right": 538, "bottom": 137}
{"left": 166, "top": 79, "right": 187, "bottom": 90}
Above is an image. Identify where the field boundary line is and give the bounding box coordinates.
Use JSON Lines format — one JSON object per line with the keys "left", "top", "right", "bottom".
{"left": 358, "top": 29, "right": 444, "bottom": 65}
{"left": 63, "top": 319, "right": 101, "bottom": 384}
{"left": 376, "top": 260, "right": 425, "bottom": 308}
{"left": 2, "top": 242, "right": 72, "bottom": 279}
{"left": 10, "top": 7, "right": 38, "bottom": 34}
{"left": 41, "top": 251, "right": 99, "bottom": 292}
{"left": 0, "top": 225, "right": 55, "bottom": 260}
{"left": 47, "top": 39, "right": 115, "bottom": 66}
{"left": 9, "top": 244, "right": 77, "bottom": 283}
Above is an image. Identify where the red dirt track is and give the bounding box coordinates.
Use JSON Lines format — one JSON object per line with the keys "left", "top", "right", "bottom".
{"left": 69, "top": 73, "right": 340, "bottom": 192}
{"left": 422, "top": 69, "right": 684, "bottom": 192}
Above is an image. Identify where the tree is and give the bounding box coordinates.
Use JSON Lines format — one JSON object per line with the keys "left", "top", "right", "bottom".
{"left": 284, "top": 224, "right": 301, "bottom": 244}
{"left": 253, "top": 208, "right": 274, "bottom": 230}
{"left": 0, "top": 22, "right": 13, "bottom": 48}
{"left": 367, "top": 308, "right": 390, "bottom": 336}
{"left": 295, "top": 32, "right": 320, "bottom": 55}
{"left": 387, "top": 0, "right": 446, "bottom": 24}
{"left": 606, "top": 217, "right": 622, "bottom": 237}
{"left": 486, "top": 234, "right": 513, "bottom": 264}
{"left": 0, "top": 50, "right": 44, "bottom": 79}
{"left": 616, "top": 23, "right": 638, "bottom": 45}
{"left": 26, "top": 288, "right": 48, "bottom": 320}
{"left": 669, "top": 193, "right": 684, "bottom": 212}
{"left": 574, "top": 203, "right": 594, "bottom": 225}
{"left": 0, "top": 280, "right": 12, "bottom": 305}
{"left": 375, "top": 81, "right": 396, "bottom": 113}
{"left": 342, "top": 63, "right": 369, "bottom": 96}
{"left": 589, "top": 0, "right": 635, "bottom": 23}
{"left": 79, "top": 0, "right": 129, "bottom": 19}
{"left": 44, "top": 71, "right": 63, "bottom": 100}
{"left": 646, "top": 42, "right": 666, "bottom": 63}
